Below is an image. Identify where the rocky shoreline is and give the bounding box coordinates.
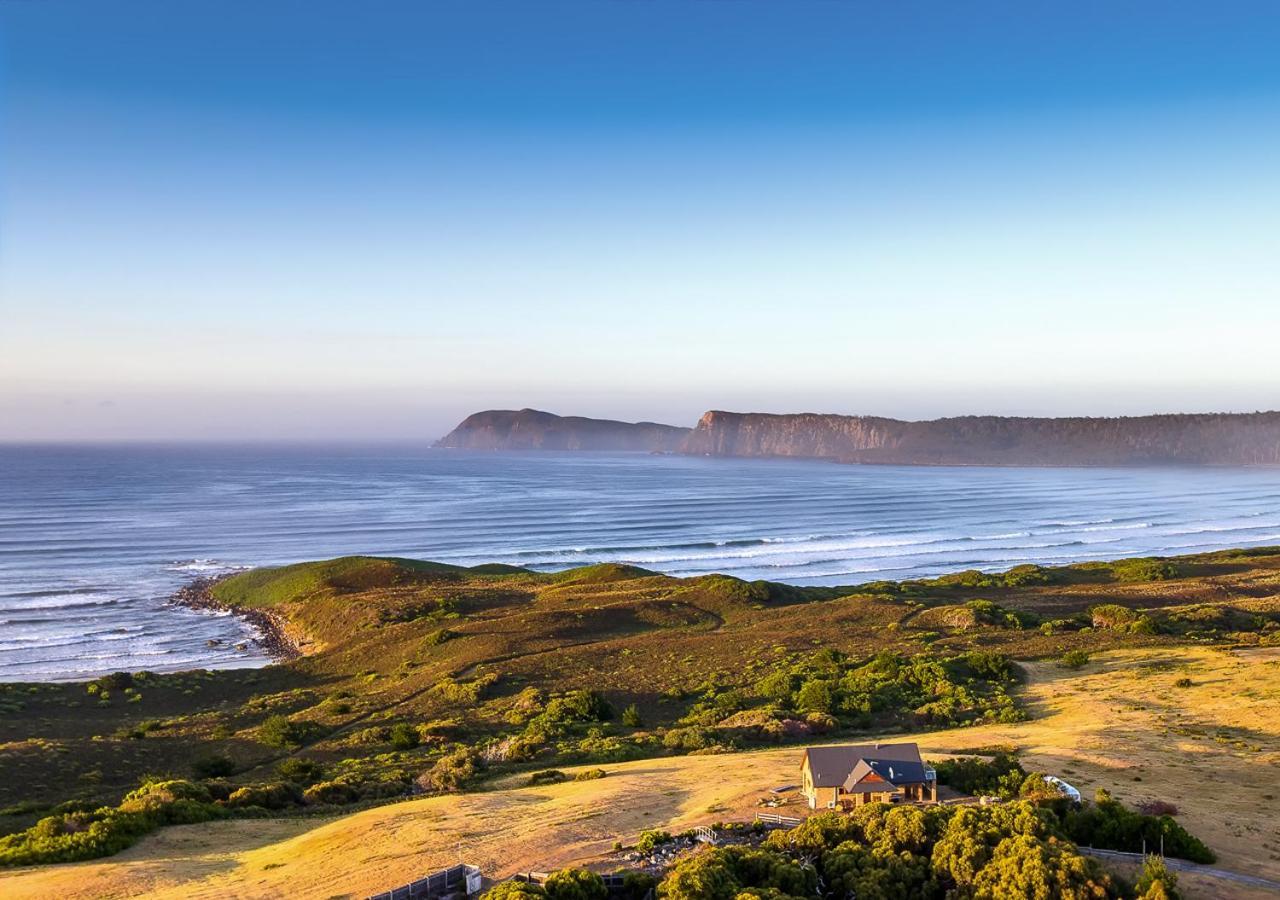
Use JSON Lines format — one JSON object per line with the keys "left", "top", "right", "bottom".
{"left": 168, "top": 575, "right": 302, "bottom": 662}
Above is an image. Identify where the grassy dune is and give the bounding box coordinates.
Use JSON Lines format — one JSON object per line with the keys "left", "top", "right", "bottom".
{"left": 4, "top": 646, "right": 1279, "bottom": 899}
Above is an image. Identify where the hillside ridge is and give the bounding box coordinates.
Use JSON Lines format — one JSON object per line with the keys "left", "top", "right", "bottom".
{"left": 683, "top": 409, "right": 1280, "bottom": 466}
{"left": 436, "top": 408, "right": 689, "bottom": 452}
{"left": 439, "top": 408, "right": 1280, "bottom": 466}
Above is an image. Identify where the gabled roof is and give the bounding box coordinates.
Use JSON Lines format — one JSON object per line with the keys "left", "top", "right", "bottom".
{"left": 802, "top": 742, "right": 928, "bottom": 788}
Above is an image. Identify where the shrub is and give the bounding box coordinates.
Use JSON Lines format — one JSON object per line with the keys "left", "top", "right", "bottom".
{"left": 964, "top": 651, "right": 1015, "bottom": 682}
{"left": 0, "top": 779, "right": 224, "bottom": 867}
{"left": 794, "top": 679, "right": 834, "bottom": 713}
{"left": 423, "top": 627, "right": 459, "bottom": 646}
{"left": 1110, "top": 558, "right": 1178, "bottom": 583}
{"left": 617, "top": 871, "right": 657, "bottom": 900}
{"left": 636, "top": 829, "right": 673, "bottom": 854}
{"left": 259, "top": 715, "right": 307, "bottom": 748}
{"left": 483, "top": 882, "right": 545, "bottom": 900}
{"left": 659, "top": 845, "right": 817, "bottom": 900}
{"left": 276, "top": 757, "right": 324, "bottom": 785}
{"left": 1137, "top": 800, "right": 1179, "bottom": 817}
{"left": 1002, "top": 564, "right": 1056, "bottom": 586}
{"left": 389, "top": 723, "right": 420, "bottom": 751}
{"left": 1135, "top": 854, "right": 1180, "bottom": 899}
{"left": 661, "top": 726, "right": 717, "bottom": 753}
{"left": 1060, "top": 790, "right": 1214, "bottom": 863}
{"left": 417, "top": 749, "right": 478, "bottom": 793}
{"left": 932, "top": 754, "right": 1026, "bottom": 799}
{"left": 302, "top": 779, "right": 360, "bottom": 805}
{"left": 574, "top": 768, "right": 606, "bottom": 781}
{"left": 433, "top": 673, "right": 499, "bottom": 705}
{"left": 621, "top": 704, "right": 643, "bottom": 728}
{"left": 1059, "top": 650, "right": 1090, "bottom": 670}
{"left": 543, "top": 867, "right": 607, "bottom": 900}
{"left": 1173, "top": 677, "right": 1193, "bottom": 689}
{"left": 527, "top": 769, "right": 567, "bottom": 786}
{"left": 224, "top": 782, "right": 299, "bottom": 810}
{"left": 1090, "top": 604, "right": 1157, "bottom": 634}
{"left": 191, "top": 754, "right": 236, "bottom": 779}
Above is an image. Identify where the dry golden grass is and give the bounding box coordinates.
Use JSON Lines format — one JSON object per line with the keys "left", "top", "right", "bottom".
{"left": 4, "top": 645, "right": 1279, "bottom": 900}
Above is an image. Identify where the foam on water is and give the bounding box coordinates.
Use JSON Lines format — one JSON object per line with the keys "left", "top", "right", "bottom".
{"left": 3, "top": 444, "right": 1280, "bottom": 680}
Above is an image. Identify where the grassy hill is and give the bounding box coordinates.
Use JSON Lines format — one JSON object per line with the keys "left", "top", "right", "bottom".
{"left": 3, "top": 646, "right": 1279, "bottom": 899}
{"left": 2, "top": 547, "right": 1280, "bottom": 868}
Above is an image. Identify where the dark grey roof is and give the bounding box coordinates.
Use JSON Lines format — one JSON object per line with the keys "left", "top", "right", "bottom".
{"left": 802, "top": 743, "right": 926, "bottom": 788}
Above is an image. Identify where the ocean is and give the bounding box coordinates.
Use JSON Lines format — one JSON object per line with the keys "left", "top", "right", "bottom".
{"left": 3, "top": 444, "right": 1280, "bottom": 682}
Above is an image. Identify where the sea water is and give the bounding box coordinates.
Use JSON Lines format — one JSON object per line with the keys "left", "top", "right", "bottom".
{"left": 3, "top": 444, "right": 1280, "bottom": 681}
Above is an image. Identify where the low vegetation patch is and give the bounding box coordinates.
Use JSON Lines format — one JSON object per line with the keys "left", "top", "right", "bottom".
{"left": 2, "top": 546, "right": 1275, "bottom": 868}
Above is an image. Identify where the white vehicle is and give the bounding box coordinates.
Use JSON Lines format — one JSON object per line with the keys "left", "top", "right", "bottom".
{"left": 1045, "top": 775, "right": 1082, "bottom": 802}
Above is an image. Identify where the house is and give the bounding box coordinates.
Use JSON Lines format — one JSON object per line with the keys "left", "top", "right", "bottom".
{"left": 800, "top": 742, "right": 937, "bottom": 810}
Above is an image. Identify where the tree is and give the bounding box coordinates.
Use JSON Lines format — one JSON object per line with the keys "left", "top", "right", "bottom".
{"left": 258, "top": 715, "right": 304, "bottom": 748}
{"left": 794, "top": 679, "right": 834, "bottom": 714}
{"left": 483, "top": 881, "right": 546, "bottom": 900}
{"left": 544, "top": 867, "right": 607, "bottom": 900}
{"left": 970, "top": 835, "right": 1118, "bottom": 900}
{"left": 658, "top": 847, "right": 814, "bottom": 900}
{"left": 622, "top": 704, "right": 643, "bottom": 728}
{"left": 823, "top": 842, "right": 935, "bottom": 900}
{"left": 1135, "top": 854, "right": 1179, "bottom": 900}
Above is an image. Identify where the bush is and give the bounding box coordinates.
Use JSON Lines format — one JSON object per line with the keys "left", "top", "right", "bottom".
{"left": 1090, "top": 604, "right": 1158, "bottom": 634}
{"left": 659, "top": 845, "right": 817, "bottom": 900}
{"left": 483, "top": 882, "right": 545, "bottom": 900}
{"left": 794, "top": 679, "right": 834, "bottom": 714}
{"left": 191, "top": 754, "right": 236, "bottom": 779}
{"left": 1002, "top": 564, "right": 1056, "bottom": 587}
{"left": 662, "top": 726, "right": 717, "bottom": 753}
{"left": 1135, "top": 854, "right": 1180, "bottom": 899}
{"left": 932, "top": 754, "right": 1026, "bottom": 799}
{"left": 259, "top": 715, "right": 307, "bottom": 748}
{"left": 302, "top": 779, "right": 360, "bottom": 805}
{"left": 1110, "top": 558, "right": 1178, "bottom": 583}
{"left": 224, "top": 782, "right": 299, "bottom": 810}
{"left": 389, "top": 723, "right": 420, "bottom": 751}
{"left": 422, "top": 628, "right": 458, "bottom": 647}
{"left": 574, "top": 768, "right": 606, "bottom": 781}
{"left": 543, "top": 867, "right": 607, "bottom": 900}
{"left": 0, "top": 779, "right": 224, "bottom": 867}
{"left": 1059, "top": 650, "right": 1090, "bottom": 670}
{"left": 1060, "top": 790, "right": 1214, "bottom": 863}
{"left": 636, "top": 829, "right": 673, "bottom": 854}
{"left": 527, "top": 769, "right": 567, "bottom": 786}
{"left": 622, "top": 704, "right": 643, "bottom": 728}
{"left": 276, "top": 757, "right": 325, "bottom": 785}
{"left": 964, "top": 651, "right": 1015, "bottom": 682}
{"left": 417, "top": 749, "right": 478, "bottom": 793}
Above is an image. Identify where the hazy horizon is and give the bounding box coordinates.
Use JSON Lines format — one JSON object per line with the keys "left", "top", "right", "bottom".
{"left": 4, "top": 2, "right": 1280, "bottom": 442}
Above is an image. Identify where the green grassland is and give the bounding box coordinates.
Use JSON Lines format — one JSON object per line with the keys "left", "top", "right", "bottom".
{"left": 2, "top": 546, "right": 1280, "bottom": 866}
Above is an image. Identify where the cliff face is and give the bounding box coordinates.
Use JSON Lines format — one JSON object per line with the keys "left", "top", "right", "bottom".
{"left": 436, "top": 409, "right": 690, "bottom": 452}
{"left": 681, "top": 410, "right": 1280, "bottom": 466}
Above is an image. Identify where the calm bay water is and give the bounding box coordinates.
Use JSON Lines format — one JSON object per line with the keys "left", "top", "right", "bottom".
{"left": 3, "top": 444, "right": 1280, "bottom": 681}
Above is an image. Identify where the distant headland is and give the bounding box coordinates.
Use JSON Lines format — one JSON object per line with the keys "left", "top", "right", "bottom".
{"left": 437, "top": 408, "right": 1280, "bottom": 467}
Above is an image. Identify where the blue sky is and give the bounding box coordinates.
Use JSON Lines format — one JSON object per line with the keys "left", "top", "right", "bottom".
{"left": 2, "top": 1, "right": 1279, "bottom": 440}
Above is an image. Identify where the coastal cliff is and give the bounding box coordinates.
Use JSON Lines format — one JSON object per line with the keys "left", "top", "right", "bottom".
{"left": 436, "top": 408, "right": 690, "bottom": 452}
{"left": 681, "top": 410, "right": 1280, "bottom": 466}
